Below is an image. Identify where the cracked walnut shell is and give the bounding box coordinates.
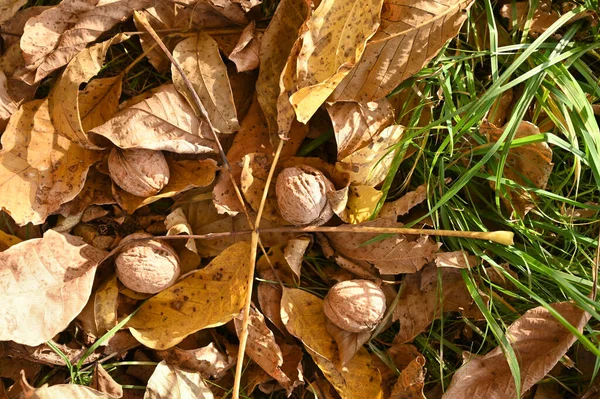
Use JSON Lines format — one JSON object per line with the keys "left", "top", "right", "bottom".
{"left": 108, "top": 147, "right": 170, "bottom": 197}
{"left": 115, "top": 232, "right": 180, "bottom": 294}
{"left": 324, "top": 280, "right": 386, "bottom": 333}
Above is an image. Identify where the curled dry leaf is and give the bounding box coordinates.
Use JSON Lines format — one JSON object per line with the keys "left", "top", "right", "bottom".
{"left": 281, "top": 287, "right": 383, "bottom": 399}
{"left": 234, "top": 306, "right": 304, "bottom": 395}
{"left": 379, "top": 183, "right": 428, "bottom": 219}
{"left": 332, "top": 0, "right": 474, "bottom": 102}
{"left": 164, "top": 207, "right": 201, "bottom": 274}
{"left": 0, "top": 100, "right": 102, "bottom": 226}
{"left": 288, "top": 0, "right": 385, "bottom": 123}
{"left": 77, "top": 274, "right": 119, "bottom": 342}
{"left": 19, "top": 373, "right": 110, "bottom": 398}
{"left": 393, "top": 264, "right": 484, "bottom": 344}
{"left": 327, "top": 98, "right": 394, "bottom": 160}
{"left": 0, "top": 71, "right": 18, "bottom": 129}
{"left": 127, "top": 241, "right": 252, "bottom": 349}
{"left": 390, "top": 355, "right": 426, "bottom": 399}
{"left": 0, "top": 230, "right": 106, "bottom": 346}
{"left": 17, "top": 0, "right": 150, "bottom": 84}
{"left": 229, "top": 21, "right": 261, "bottom": 72}
{"left": 172, "top": 31, "right": 239, "bottom": 134}
{"left": 90, "top": 84, "right": 217, "bottom": 154}
{"left": 258, "top": 282, "right": 286, "bottom": 333}
{"left": 144, "top": 361, "right": 213, "bottom": 399}
{"left": 443, "top": 302, "right": 590, "bottom": 399}
{"left": 325, "top": 318, "right": 371, "bottom": 366}
{"left": 91, "top": 364, "right": 123, "bottom": 399}
{"left": 156, "top": 343, "right": 233, "bottom": 380}
{"left": 434, "top": 250, "right": 478, "bottom": 269}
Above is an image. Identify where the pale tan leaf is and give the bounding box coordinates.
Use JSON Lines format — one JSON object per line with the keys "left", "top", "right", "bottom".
{"left": 379, "top": 183, "right": 428, "bottom": 219}
{"left": 434, "top": 251, "right": 478, "bottom": 269}
{"left": 327, "top": 98, "right": 394, "bottom": 159}
{"left": 255, "top": 0, "right": 309, "bottom": 137}
{"left": 229, "top": 21, "right": 261, "bottom": 72}
{"left": 1, "top": 6, "right": 50, "bottom": 49}
{"left": 325, "top": 318, "right": 370, "bottom": 366}
{"left": 128, "top": 241, "right": 252, "bottom": 349}
{"left": 164, "top": 207, "right": 201, "bottom": 274}
{"left": 0, "top": 0, "right": 26, "bottom": 24}
{"left": 90, "top": 84, "right": 217, "bottom": 154}
{"left": 443, "top": 302, "right": 590, "bottom": 399}
{"left": 281, "top": 288, "right": 383, "bottom": 399}
{"left": 390, "top": 355, "right": 426, "bottom": 399}
{"left": 0, "top": 100, "right": 102, "bottom": 226}
{"left": 0, "top": 230, "right": 106, "bottom": 346}
{"left": 144, "top": 361, "right": 213, "bottom": 399}
{"left": 0, "top": 70, "right": 18, "bottom": 126}
{"left": 234, "top": 306, "right": 304, "bottom": 395}
{"left": 20, "top": 376, "right": 110, "bottom": 399}
{"left": 91, "top": 364, "right": 123, "bottom": 399}
{"left": 326, "top": 218, "right": 440, "bottom": 275}
{"left": 499, "top": 1, "right": 559, "bottom": 35}
{"left": 58, "top": 168, "right": 114, "bottom": 217}
{"left": 17, "top": 0, "right": 150, "bottom": 84}
{"left": 393, "top": 264, "right": 484, "bottom": 344}
{"left": 332, "top": 0, "right": 474, "bottom": 102}
{"left": 155, "top": 343, "right": 233, "bottom": 380}
{"left": 283, "top": 237, "right": 311, "bottom": 279}
{"left": 172, "top": 32, "right": 239, "bottom": 133}
{"left": 49, "top": 35, "right": 126, "bottom": 147}
{"left": 231, "top": 0, "right": 260, "bottom": 12}
{"left": 258, "top": 282, "right": 286, "bottom": 333}
{"left": 288, "top": 0, "right": 385, "bottom": 122}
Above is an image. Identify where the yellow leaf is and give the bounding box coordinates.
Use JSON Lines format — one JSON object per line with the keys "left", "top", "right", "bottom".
{"left": 0, "top": 230, "right": 21, "bottom": 251}
{"left": 128, "top": 241, "right": 252, "bottom": 349}
{"left": 288, "top": 0, "right": 385, "bottom": 122}
{"left": 345, "top": 185, "right": 383, "bottom": 224}
{"left": 94, "top": 275, "right": 119, "bottom": 335}
{"left": 0, "top": 100, "right": 102, "bottom": 226}
{"left": 280, "top": 288, "right": 383, "bottom": 399}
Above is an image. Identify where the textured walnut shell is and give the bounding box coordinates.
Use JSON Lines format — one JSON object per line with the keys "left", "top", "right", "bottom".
{"left": 108, "top": 148, "right": 170, "bottom": 197}
{"left": 115, "top": 232, "right": 180, "bottom": 294}
{"left": 323, "top": 280, "right": 386, "bottom": 333}
{"left": 275, "top": 165, "right": 334, "bottom": 226}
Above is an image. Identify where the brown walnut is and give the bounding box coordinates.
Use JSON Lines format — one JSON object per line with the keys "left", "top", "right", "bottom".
{"left": 275, "top": 165, "right": 334, "bottom": 226}
{"left": 323, "top": 280, "right": 386, "bottom": 333}
{"left": 108, "top": 148, "right": 170, "bottom": 197}
{"left": 115, "top": 232, "right": 180, "bottom": 294}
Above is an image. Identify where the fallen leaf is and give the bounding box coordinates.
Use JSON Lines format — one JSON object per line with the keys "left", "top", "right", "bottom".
{"left": 374, "top": 343, "right": 423, "bottom": 397}
{"left": 234, "top": 306, "right": 304, "bottom": 395}
{"left": 0, "top": 230, "right": 21, "bottom": 251}
{"left": 156, "top": 343, "right": 233, "bottom": 379}
{"left": 390, "top": 355, "right": 426, "bottom": 399}
{"left": 58, "top": 168, "right": 114, "bottom": 217}
{"left": 0, "top": 99, "right": 102, "bottom": 226}
{"left": 17, "top": 0, "right": 150, "bottom": 84}
{"left": 91, "top": 364, "right": 123, "bottom": 399}
{"left": 325, "top": 318, "right": 371, "bottom": 366}
{"left": 393, "top": 264, "right": 484, "bottom": 344}
{"left": 379, "top": 183, "right": 428, "bottom": 219}
{"left": 90, "top": 84, "right": 217, "bottom": 154}
{"left": 342, "top": 185, "right": 383, "bottom": 224}
{"left": 255, "top": 0, "right": 309, "bottom": 137}
{"left": 229, "top": 21, "right": 261, "bottom": 72}
{"left": 0, "top": 0, "right": 26, "bottom": 24}
{"left": 0, "top": 350, "right": 41, "bottom": 383}
{"left": 327, "top": 99, "right": 394, "bottom": 159}
{"left": 231, "top": 0, "right": 260, "bottom": 12}
{"left": 443, "top": 302, "right": 590, "bottom": 399}
{"left": 20, "top": 375, "right": 110, "bottom": 398}
{"left": 283, "top": 237, "right": 311, "bottom": 279}
{"left": 482, "top": 121, "right": 554, "bottom": 216}
{"left": 434, "top": 251, "right": 478, "bottom": 269}
{"left": 258, "top": 283, "right": 286, "bottom": 333}
{"left": 500, "top": 1, "right": 559, "bottom": 36}
{"left": 49, "top": 35, "right": 127, "bottom": 147}
{"left": 0, "top": 230, "right": 105, "bottom": 346}
{"left": 281, "top": 287, "right": 383, "bottom": 399}
{"left": 331, "top": 0, "right": 474, "bottom": 102}
{"left": 326, "top": 218, "right": 440, "bottom": 275}
{"left": 3, "top": 340, "right": 101, "bottom": 367}
{"left": 172, "top": 31, "right": 239, "bottom": 134}
{"left": 113, "top": 158, "right": 217, "bottom": 214}
{"left": 0, "top": 70, "right": 18, "bottom": 128}
{"left": 164, "top": 207, "right": 201, "bottom": 274}
{"left": 127, "top": 241, "right": 252, "bottom": 349}
{"left": 78, "top": 274, "right": 119, "bottom": 341}
{"left": 144, "top": 360, "right": 213, "bottom": 399}
{"left": 190, "top": 0, "right": 247, "bottom": 28}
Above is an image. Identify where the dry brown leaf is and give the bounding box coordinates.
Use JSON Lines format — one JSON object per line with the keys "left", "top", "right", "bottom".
{"left": 434, "top": 251, "right": 478, "bottom": 269}
{"left": 90, "top": 84, "right": 217, "bottom": 154}
{"left": 231, "top": 0, "right": 260, "bottom": 12}
{"left": 332, "top": 0, "right": 474, "bottom": 102}
{"left": 164, "top": 207, "right": 201, "bottom": 274}
{"left": 326, "top": 218, "right": 440, "bottom": 275}
{"left": 482, "top": 121, "right": 553, "bottom": 216}
{"left": 283, "top": 237, "right": 311, "bottom": 279}
{"left": 0, "top": 99, "right": 102, "bottom": 226}
{"left": 390, "top": 355, "right": 426, "bottom": 399}
{"left": 0, "top": 230, "right": 105, "bottom": 346}
{"left": 0, "top": 348, "right": 41, "bottom": 384}
{"left": 172, "top": 31, "right": 239, "bottom": 134}
{"left": 229, "top": 21, "right": 261, "bottom": 72}
{"left": 91, "top": 364, "right": 123, "bottom": 399}
{"left": 17, "top": 0, "right": 150, "bottom": 84}
{"left": 155, "top": 343, "right": 233, "bottom": 380}
{"left": 190, "top": 0, "right": 247, "bottom": 28}
{"left": 379, "top": 183, "right": 428, "bottom": 219}
{"left": 374, "top": 343, "right": 423, "bottom": 397}
{"left": 500, "top": 1, "right": 559, "bottom": 36}
{"left": 327, "top": 98, "right": 394, "bottom": 159}
{"left": 443, "top": 302, "right": 590, "bottom": 399}
{"left": 0, "top": 0, "right": 26, "bottom": 25}
{"left": 144, "top": 360, "right": 213, "bottom": 399}
{"left": 0, "top": 70, "right": 18, "bottom": 129}
{"left": 258, "top": 283, "right": 286, "bottom": 333}
{"left": 281, "top": 288, "right": 383, "bottom": 399}
{"left": 325, "top": 318, "right": 371, "bottom": 366}
{"left": 49, "top": 35, "right": 127, "bottom": 147}
{"left": 234, "top": 306, "right": 304, "bottom": 395}
{"left": 393, "top": 264, "right": 484, "bottom": 344}
{"left": 128, "top": 241, "right": 252, "bottom": 349}
{"left": 58, "top": 168, "right": 114, "bottom": 217}
{"left": 20, "top": 373, "right": 110, "bottom": 398}
{"left": 255, "top": 0, "right": 309, "bottom": 138}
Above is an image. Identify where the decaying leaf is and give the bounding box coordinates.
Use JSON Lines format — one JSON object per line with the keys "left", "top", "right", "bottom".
{"left": 434, "top": 251, "right": 478, "bottom": 269}
{"left": 390, "top": 355, "right": 426, "bottom": 399}
{"left": 90, "top": 364, "right": 123, "bottom": 399}
{"left": 443, "top": 302, "right": 590, "bottom": 399}
{"left": 0, "top": 0, "right": 26, "bottom": 24}
{"left": 281, "top": 287, "right": 383, "bottom": 399}
{"left": 19, "top": 372, "right": 110, "bottom": 398}
{"left": 156, "top": 343, "right": 233, "bottom": 379}
{"left": 17, "top": 0, "right": 150, "bottom": 84}
{"left": 482, "top": 121, "right": 553, "bottom": 216}
{"left": 332, "top": 0, "right": 475, "bottom": 102}
{"left": 58, "top": 168, "right": 114, "bottom": 217}
{"left": 258, "top": 282, "right": 286, "bottom": 333}
{"left": 379, "top": 183, "right": 428, "bottom": 219}
{"left": 229, "top": 21, "right": 261, "bottom": 72}
{"left": 0, "top": 230, "right": 105, "bottom": 346}
{"left": 393, "top": 264, "right": 484, "bottom": 344}
{"left": 499, "top": 1, "right": 559, "bottom": 36}
{"left": 128, "top": 241, "right": 252, "bottom": 349}
{"left": 144, "top": 361, "right": 213, "bottom": 399}
{"left": 164, "top": 207, "right": 201, "bottom": 274}
{"left": 90, "top": 84, "right": 217, "bottom": 154}
{"left": 0, "top": 99, "right": 102, "bottom": 226}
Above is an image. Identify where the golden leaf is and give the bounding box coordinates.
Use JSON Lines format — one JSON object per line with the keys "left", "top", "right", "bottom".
{"left": 0, "top": 231, "right": 21, "bottom": 251}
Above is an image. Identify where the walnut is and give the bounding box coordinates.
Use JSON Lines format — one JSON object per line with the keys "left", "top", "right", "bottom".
{"left": 323, "top": 280, "right": 386, "bottom": 333}
{"left": 276, "top": 166, "right": 334, "bottom": 226}
{"left": 115, "top": 232, "right": 180, "bottom": 294}
{"left": 108, "top": 148, "right": 170, "bottom": 197}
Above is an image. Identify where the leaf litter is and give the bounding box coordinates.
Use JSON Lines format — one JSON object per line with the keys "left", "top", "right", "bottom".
{"left": 0, "top": 0, "right": 596, "bottom": 398}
